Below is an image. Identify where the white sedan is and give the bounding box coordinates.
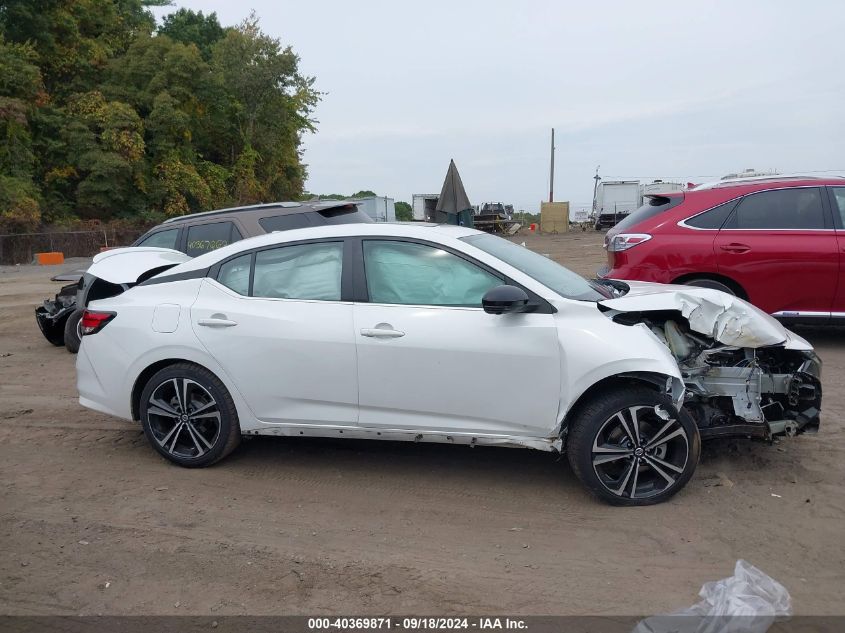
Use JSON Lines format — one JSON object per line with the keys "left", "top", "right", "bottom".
{"left": 77, "top": 223, "right": 821, "bottom": 505}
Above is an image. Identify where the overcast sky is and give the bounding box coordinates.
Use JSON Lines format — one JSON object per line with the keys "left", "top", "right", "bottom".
{"left": 154, "top": 1, "right": 845, "bottom": 212}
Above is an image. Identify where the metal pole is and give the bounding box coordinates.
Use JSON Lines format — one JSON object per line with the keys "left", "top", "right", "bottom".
{"left": 592, "top": 165, "right": 601, "bottom": 213}
{"left": 549, "top": 128, "right": 555, "bottom": 203}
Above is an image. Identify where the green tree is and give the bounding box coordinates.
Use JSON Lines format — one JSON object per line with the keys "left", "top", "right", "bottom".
{"left": 210, "top": 13, "right": 319, "bottom": 201}
{"left": 158, "top": 9, "right": 224, "bottom": 60}
{"left": 0, "top": 36, "right": 42, "bottom": 230}
{"left": 0, "top": 5, "right": 318, "bottom": 229}
{"left": 395, "top": 201, "right": 413, "bottom": 221}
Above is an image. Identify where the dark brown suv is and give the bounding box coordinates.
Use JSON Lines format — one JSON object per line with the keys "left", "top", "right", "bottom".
{"left": 133, "top": 200, "right": 372, "bottom": 255}
{"left": 36, "top": 201, "right": 372, "bottom": 352}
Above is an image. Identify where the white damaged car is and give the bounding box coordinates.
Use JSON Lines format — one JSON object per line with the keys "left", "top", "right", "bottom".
{"left": 76, "top": 224, "right": 821, "bottom": 505}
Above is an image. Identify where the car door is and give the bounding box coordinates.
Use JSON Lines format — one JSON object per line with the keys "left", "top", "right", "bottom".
{"left": 714, "top": 187, "right": 838, "bottom": 316}
{"left": 191, "top": 240, "right": 359, "bottom": 425}
{"left": 352, "top": 238, "right": 561, "bottom": 436}
{"left": 826, "top": 186, "right": 845, "bottom": 316}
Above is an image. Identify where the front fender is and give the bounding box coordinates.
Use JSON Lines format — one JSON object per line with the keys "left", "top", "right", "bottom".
{"left": 555, "top": 318, "right": 684, "bottom": 434}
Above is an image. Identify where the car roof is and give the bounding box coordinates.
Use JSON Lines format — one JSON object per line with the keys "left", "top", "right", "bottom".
{"left": 172, "top": 223, "right": 481, "bottom": 273}
{"left": 692, "top": 174, "right": 845, "bottom": 192}
{"left": 160, "top": 200, "right": 362, "bottom": 225}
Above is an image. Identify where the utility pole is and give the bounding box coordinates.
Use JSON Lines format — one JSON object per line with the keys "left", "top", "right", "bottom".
{"left": 548, "top": 128, "right": 555, "bottom": 203}
{"left": 591, "top": 165, "right": 601, "bottom": 214}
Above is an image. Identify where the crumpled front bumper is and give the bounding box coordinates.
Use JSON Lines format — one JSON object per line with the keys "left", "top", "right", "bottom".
{"left": 34, "top": 282, "right": 79, "bottom": 346}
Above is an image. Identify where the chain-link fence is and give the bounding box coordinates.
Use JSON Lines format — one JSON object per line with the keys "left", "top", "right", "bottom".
{"left": 0, "top": 228, "right": 145, "bottom": 265}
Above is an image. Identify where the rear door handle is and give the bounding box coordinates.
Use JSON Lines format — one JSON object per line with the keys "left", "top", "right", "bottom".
{"left": 720, "top": 243, "right": 751, "bottom": 253}
{"left": 360, "top": 327, "right": 404, "bottom": 338}
{"left": 197, "top": 318, "right": 238, "bottom": 328}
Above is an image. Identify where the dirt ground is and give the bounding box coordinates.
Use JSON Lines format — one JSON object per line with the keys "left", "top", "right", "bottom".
{"left": 1, "top": 231, "right": 843, "bottom": 616}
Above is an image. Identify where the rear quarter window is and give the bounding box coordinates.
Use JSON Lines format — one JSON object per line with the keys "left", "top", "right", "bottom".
{"left": 684, "top": 199, "right": 739, "bottom": 229}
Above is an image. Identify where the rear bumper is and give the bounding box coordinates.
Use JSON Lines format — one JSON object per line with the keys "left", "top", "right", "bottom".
{"left": 76, "top": 342, "right": 130, "bottom": 420}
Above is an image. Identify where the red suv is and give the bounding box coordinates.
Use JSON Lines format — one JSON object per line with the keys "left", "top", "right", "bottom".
{"left": 600, "top": 176, "right": 845, "bottom": 322}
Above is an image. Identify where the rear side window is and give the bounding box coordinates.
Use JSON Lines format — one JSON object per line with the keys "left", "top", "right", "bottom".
{"left": 136, "top": 228, "right": 179, "bottom": 249}
{"left": 186, "top": 222, "right": 241, "bottom": 257}
{"left": 259, "top": 213, "right": 314, "bottom": 233}
{"left": 252, "top": 242, "right": 343, "bottom": 301}
{"left": 725, "top": 188, "right": 826, "bottom": 230}
{"left": 613, "top": 196, "right": 682, "bottom": 232}
{"left": 685, "top": 199, "right": 739, "bottom": 229}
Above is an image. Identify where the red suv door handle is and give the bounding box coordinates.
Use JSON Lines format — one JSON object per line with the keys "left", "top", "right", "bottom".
{"left": 720, "top": 243, "right": 751, "bottom": 253}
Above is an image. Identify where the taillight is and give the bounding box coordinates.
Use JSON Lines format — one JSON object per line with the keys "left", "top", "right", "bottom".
{"left": 80, "top": 310, "right": 115, "bottom": 335}
{"left": 607, "top": 233, "right": 652, "bottom": 252}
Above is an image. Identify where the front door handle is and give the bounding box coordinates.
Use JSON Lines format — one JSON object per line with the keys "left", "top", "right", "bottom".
{"left": 360, "top": 326, "right": 405, "bottom": 338}
{"left": 719, "top": 243, "right": 751, "bottom": 253}
{"left": 198, "top": 318, "right": 238, "bottom": 328}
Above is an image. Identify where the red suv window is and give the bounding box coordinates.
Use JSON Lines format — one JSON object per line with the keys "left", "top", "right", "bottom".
{"left": 723, "top": 188, "right": 827, "bottom": 230}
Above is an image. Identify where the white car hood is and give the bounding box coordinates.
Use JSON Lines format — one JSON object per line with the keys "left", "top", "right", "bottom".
{"left": 600, "top": 280, "right": 811, "bottom": 350}
{"left": 87, "top": 247, "right": 191, "bottom": 284}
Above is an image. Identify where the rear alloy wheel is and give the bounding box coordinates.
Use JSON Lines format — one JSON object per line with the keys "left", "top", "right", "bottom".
{"left": 682, "top": 277, "right": 736, "bottom": 296}
{"left": 566, "top": 386, "right": 700, "bottom": 506}
{"left": 140, "top": 363, "right": 241, "bottom": 467}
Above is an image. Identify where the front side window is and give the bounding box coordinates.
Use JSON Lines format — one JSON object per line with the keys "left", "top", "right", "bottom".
{"left": 726, "top": 188, "right": 825, "bottom": 230}
{"left": 137, "top": 228, "right": 179, "bottom": 249}
{"left": 186, "top": 222, "right": 240, "bottom": 257}
{"left": 363, "top": 240, "right": 502, "bottom": 307}
{"left": 252, "top": 242, "right": 343, "bottom": 301}
{"left": 461, "top": 233, "right": 607, "bottom": 301}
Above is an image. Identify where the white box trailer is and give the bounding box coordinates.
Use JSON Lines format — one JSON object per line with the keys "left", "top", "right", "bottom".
{"left": 412, "top": 194, "right": 439, "bottom": 221}
{"left": 355, "top": 196, "right": 396, "bottom": 222}
{"left": 641, "top": 179, "right": 685, "bottom": 197}
{"left": 595, "top": 180, "right": 641, "bottom": 229}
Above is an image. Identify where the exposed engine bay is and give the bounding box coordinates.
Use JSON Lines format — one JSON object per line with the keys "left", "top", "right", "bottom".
{"left": 614, "top": 309, "right": 822, "bottom": 440}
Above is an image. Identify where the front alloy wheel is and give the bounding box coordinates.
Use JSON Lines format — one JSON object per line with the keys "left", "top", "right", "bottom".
{"left": 567, "top": 386, "right": 700, "bottom": 505}
{"left": 140, "top": 363, "right": 241, "bottom": 467}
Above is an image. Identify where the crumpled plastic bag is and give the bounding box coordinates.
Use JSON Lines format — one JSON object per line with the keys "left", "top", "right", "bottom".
{"left": 633, "top": 560, "right": 792, "bottom": 633}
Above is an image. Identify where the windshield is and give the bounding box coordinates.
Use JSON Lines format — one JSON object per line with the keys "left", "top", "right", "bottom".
{"left": 461, "top": 233, "right": 609, "bottom": 301}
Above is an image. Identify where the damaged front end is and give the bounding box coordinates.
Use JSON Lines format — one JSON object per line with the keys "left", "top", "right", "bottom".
{"left": 35, "top": 281, "right": 80, "bottom": 346}
{"left": 600, "top": 283, "right": 822, "bottom": 440}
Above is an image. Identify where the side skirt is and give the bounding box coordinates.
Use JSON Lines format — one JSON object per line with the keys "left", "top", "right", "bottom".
{"left": 242, "top": 424, "right": 561, "bottom": 452}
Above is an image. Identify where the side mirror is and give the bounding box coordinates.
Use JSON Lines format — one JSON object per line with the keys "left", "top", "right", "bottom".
{"left": 482, "top": 285, "right": 530, "bottom": 315}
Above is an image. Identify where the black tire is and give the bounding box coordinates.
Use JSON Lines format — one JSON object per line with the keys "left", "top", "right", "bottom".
{"left": 682, "top": 277, "right": 736, "bottom": 296}
{"left": 566, "top": 385, "right": 700, "bottom": 506}
{"left": 63, "top": 308, "right": 84, "bottom": 354}
{"left": 139, "top": 362, "right": 241, "bottom": 468}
